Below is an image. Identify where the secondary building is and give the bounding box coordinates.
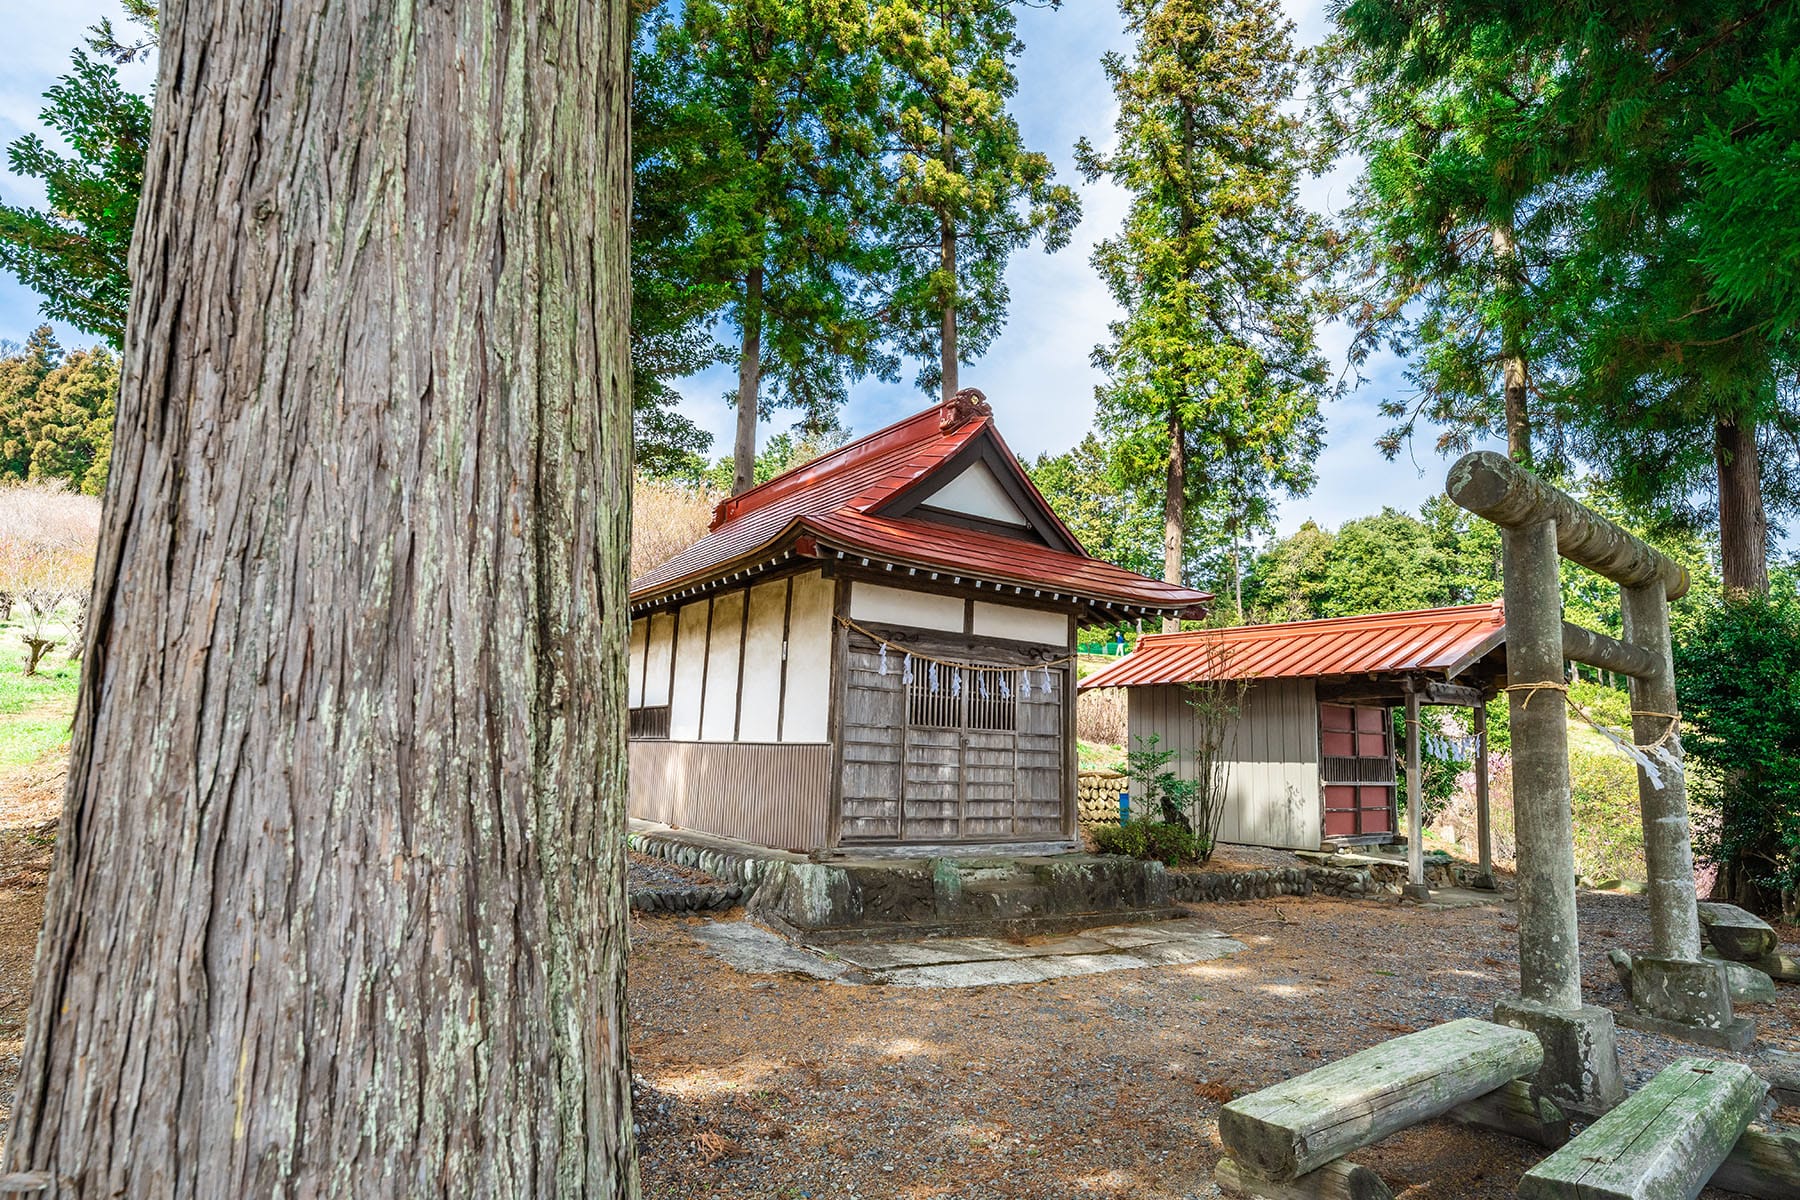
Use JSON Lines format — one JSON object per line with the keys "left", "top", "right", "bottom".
{"left": 626, "top": 388, "right": 1211, "bottom": 853}
{"left": 1080, "top": 603, "right": 1509, "bottom": 851}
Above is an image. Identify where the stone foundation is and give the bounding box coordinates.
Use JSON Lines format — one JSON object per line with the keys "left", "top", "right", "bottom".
{"left": 1493, "top": 996, "right": 1625, "bottom": 1117}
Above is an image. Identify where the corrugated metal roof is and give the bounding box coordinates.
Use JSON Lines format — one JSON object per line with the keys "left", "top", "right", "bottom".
{"left": 1079, "top": 603, "right": 1507, "bottom": 689}
{"left": 631, "top": 395, "right": 1213, "bottom": 615}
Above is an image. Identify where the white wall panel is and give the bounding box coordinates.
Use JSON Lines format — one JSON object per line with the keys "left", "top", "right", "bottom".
{"left": 782, "top": 571, "right": 834, "bottom": 742}
{"left": 849, "top": 581, "right": 963, "bottom": 632}
{"left": 925, "top": 460, "right": 1029, "bottom": 526}
{"left": 627, "top": 618, "right": 647, "bottom": 708}
{"left": 669, "top": 600, "right": 710, "bottom": 740}
{"left": 643, "top": 611, "right": 675, "bottom": 706}
{"left": 738, "top": 579, "right": 789, "bottom": 742}
{"left": 971, "top": 601, "right": 1068, "bottom": 647}
{"left": 701, "top": 590, "right": 747, "bottom": 741}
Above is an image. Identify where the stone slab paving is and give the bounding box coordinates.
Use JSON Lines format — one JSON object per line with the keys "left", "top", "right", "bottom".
{"left": 687, "top": 917, "right": 1247, "bottom": 988}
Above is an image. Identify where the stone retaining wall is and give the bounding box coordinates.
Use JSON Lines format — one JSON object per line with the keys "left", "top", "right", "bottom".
{"left": 630, "top": 884, "right": 746, "bottom": 914}
{"left": 627, "top": 828, "right": 787, "bottom": 888}
{"left": 1167, "top": 866, "right": 1312, "bottom": 903}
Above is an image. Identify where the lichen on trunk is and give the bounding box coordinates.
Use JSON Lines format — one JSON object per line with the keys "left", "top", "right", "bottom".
{"left": 2, "top": 0, "right": 639, "bottom": 1195}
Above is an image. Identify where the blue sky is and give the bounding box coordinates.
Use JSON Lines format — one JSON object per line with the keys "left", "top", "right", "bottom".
{"left": 0, "top": 0, "right": 1504, "bottom": 542}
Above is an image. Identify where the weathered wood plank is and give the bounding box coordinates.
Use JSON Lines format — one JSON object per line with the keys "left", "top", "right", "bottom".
{"left": 1217, "top": 1018, "right": 1542, "bottom": 1181}
{"left": 1710, "top": 1121, "right": 1800, "bottom": 1200}
{"left": 1447, "top": 1079, "right": 1570, "bottom": 1148}
{"left": 1215, "top": 1156, "right": 1393, "bottom": 1200}
{"left": 1518, "top": 1059, "right": 1764, "bottom": 1200}
{"left": 1699, "top": 903, "right": 1779, "bottom": 962}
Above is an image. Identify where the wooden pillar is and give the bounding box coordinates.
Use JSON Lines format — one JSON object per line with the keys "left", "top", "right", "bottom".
{"left": 1404, "top": 688, "right": 1428, "bottom": 899}
{"left": 1621, "top": 582, "right": 1703, "bottom": 961}
{"left": 1475, "top": 704, "right": 1494, "bottom": 888}
{"left": 1503, "top": 520, "right": 1583, "bottom": 1011}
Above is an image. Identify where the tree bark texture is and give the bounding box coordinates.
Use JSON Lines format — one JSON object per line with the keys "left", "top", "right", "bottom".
{"left": 733, "top": 265, "right": 764, "bottom": 496}
{"left": 939, "top": 216, "right": 958, "bottom": 403}
{"left": 1714, "top": 416, "right": 1769, "bottom": 596}
{"left": 1163, "top": 408, "right": 1185, "bottom": 633}
{"left": 3, "top": 0, "right": 639, "bottom": 1195}
{"left": 1490, "top": 222, "right": 1532, "bottom": 468}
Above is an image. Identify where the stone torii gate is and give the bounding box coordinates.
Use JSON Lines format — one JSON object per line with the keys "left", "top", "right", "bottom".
{"left": 1447, "top": 451, "right": 1749, "bottom": 1116}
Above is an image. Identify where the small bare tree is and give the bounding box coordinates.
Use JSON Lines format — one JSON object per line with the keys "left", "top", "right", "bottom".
{"left": 1183, "top": 642, "right": 1248, "bottom": 862}
{"left": 0, "top": 481, "right": 100, "bottom": 673}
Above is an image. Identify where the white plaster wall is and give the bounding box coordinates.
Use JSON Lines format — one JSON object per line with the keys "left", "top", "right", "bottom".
{"left": 642, "top": 611, "right": 675, "bottom": 706}
{"left": 782, "top": 571, "right": 834, "bottom": 742}
{"left": 701, "top": 590, "right": 746, "bottom": 741}
{"left": 738, "top": 579, "right": 789, "bottom": 742}
{"left": 925, "top": 460, "right": 1029, "bottom": 526}
{"left": 849, "top": 581, "right": 963, "bottom": 632}
{"left": 971, "top": 600, "right": 1068, "bottom": 647}
{"left": 627, "top": 618, "right": 647, "bottom": 707}
{"left": 669, "top": 600, "right": 710, "bottom": 740}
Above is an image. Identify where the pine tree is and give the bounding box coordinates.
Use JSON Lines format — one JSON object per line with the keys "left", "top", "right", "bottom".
{"left": 1078, "top": 0, "right": 1331, "bottom": 627}
{"left": 872, "top": 0, "right": 1079, "bottom": 398}
{"left": 0, "top": 327, "right": 64, "bottom": 479}
{"left": 637, "top": 0, "right": 892, "bottom": 495}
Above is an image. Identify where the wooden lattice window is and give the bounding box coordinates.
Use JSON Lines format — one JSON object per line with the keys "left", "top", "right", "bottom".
{"left": 906, "top": 664, "right": 1018, "bottom": 732}
{"left": 629, "top": 705, "right": 670, "bottom": 740}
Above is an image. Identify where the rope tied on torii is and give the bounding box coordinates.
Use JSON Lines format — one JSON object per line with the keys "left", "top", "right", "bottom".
{"left": 1501, "top": 681, "right": 1686, "bottom": 790}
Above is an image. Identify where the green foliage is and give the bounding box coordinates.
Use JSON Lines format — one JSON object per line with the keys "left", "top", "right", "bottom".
{"left": 871, "top": 0, "right": 1079, "bottom": 393}
{"left": 633, "top": 0, "right": 892, "bottom": 463}
{"left": 1395, "top": 706, "right": 1460, "bottom": 828}
{"left": 1026, "top": 434, "right": 1164, "bottom": 579}
{"left": 1691, "top": 50, "right": 1800, "bottom": 338}
{"left": 1116, "top": 733, "right": 1199, "bottom": 830}
{"left": 1567, "top": 748, "right": 1645, "bottom": 885}
{"left": 0, "top": 328, "right": 118, "bottom": 494}
{"left": 1092, "top": 820, "right": 1200, "bottom": 868}
{"left": 1078, "top": 0, "right": 1331, "bottom": 594}
{"left": 0, "top": 48, "right": 151, "bottom": 346}
{"left": 1674, "top": 590, "right": 1800, "bottom": 906}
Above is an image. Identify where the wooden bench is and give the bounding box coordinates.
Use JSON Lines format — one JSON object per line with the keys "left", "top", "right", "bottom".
{"left": 1519, "top": 1058, "right": 1764, "bottom": 1200}
{"left": 1216, "top": 1018, "right": 1548, "bottom": 1197}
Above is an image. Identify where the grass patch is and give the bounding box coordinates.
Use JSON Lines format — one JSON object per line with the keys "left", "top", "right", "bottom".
{"left": 0, "top": 616, "right": 82, "bottom": 771}
{"left": 1077, "top": 740, "right": 1122, "bottom": 772}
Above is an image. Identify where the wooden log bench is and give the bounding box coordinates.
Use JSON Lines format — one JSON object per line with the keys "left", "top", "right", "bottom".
{"left": 1699, "top": 902, "right": 1781, "bottom": 963}
{"left": 1518, "top": 1058, "right": 1764, "bottom": 1200}
{"left": 1215, "top": 1018, "right": 1549, "bottom": 1198}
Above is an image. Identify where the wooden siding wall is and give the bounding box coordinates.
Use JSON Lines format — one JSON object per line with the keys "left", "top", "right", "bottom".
{"left": 629, "top": 742, "right": 833, "bottom": 850}
{"left": 1125, "top": 678, "right": 1322, "bottom": 850}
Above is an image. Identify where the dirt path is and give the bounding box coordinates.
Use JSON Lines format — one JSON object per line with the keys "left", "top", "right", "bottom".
{"left": 2, "top": 814, "right": 1795, "bottom": 1197}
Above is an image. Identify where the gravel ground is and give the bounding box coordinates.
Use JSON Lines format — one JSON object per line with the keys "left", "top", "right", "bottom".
{"left": 628, "top": 889, "right": 1800, "bottom": 1200}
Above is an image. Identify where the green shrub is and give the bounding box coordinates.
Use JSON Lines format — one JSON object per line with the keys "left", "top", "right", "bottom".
{"left": 1674, "top": 589, "right": 1800, "bottom": 915}
{"left": 1093, "top": 820, "right": 1200, "bottom": 866}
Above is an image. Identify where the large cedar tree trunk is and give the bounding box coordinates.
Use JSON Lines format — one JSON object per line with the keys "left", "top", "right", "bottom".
{"left": 1490, "top": 221, "right": 1532, "bottom": 468}
{"left": 732, "top": 265, "right": 765, "bottom": 495}
{"left": 1715, "top": 415, "right": 1769, "bottom": 596}
{"left": 1163, "top": 409, "right": 1186, "bottom": 633}
{"left": 2, "top": 0, "right": 639, "bottom": 1195}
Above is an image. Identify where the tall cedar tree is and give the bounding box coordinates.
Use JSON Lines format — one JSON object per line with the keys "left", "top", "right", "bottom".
{"left": 873, "top": 0, "right": 1079, "bottom": 398}
{"left": 1531, "top": 0, "right": 1800, "bottom": 597}
{"left": 1333, "top": 0, "right": 1799, "bottom": 596}
{"left": 1323, "top": 4, "right": 1559, "bottom": 468}
{"left": 1078, "top": 0, "right": 1330, "bottom": 625}
{"left": 639, "top": 0, "right": 890, "bottom": 495}
{"left": 3, "top": 0, "right": 639, "bottom": 1191}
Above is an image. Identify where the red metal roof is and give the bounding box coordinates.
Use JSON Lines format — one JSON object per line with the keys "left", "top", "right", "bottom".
{"left": 1079, "top": 603, "right": 1507, "bottom": 689}
{"left": 631, "top": 393, "right": 1212, "bottom": 615}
